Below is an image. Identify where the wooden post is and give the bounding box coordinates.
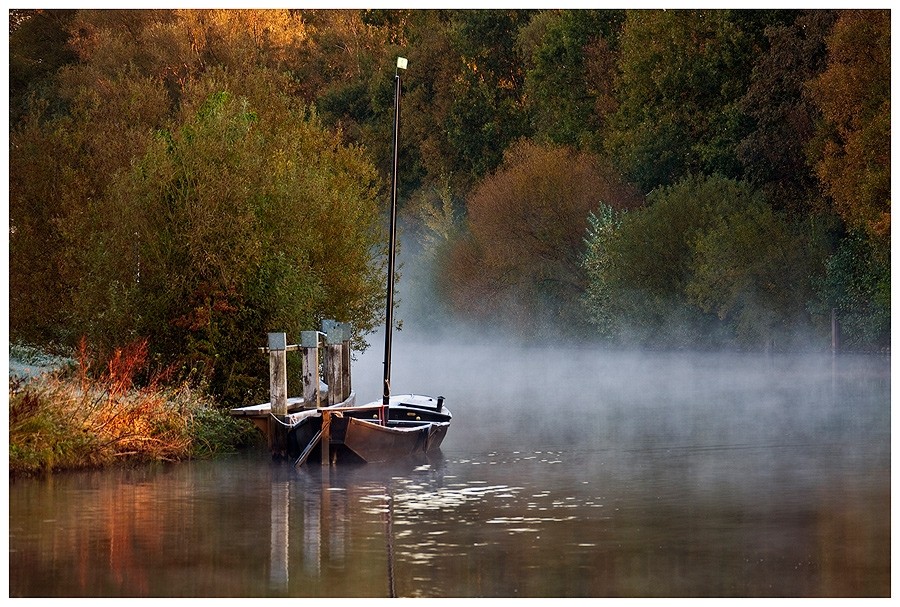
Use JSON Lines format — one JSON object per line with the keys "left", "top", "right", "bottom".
{"left": 300, "top": 331, "right": 321, "bottom": 408}
{"left": 330, "top": 321, "right": 351, "bottom": 401}
{"left": 324, "top": 323, "right": 345, "bottom": 405}
{"left": 269, "top": 332, "right": 288, "bottom": 416}
{"left": 325, "top": 342, "right": 343, "bottom": 406}
{"left": 268, "top": 332, "right": 289, "bottom": 456}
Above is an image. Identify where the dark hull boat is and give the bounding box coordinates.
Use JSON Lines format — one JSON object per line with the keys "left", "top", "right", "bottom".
{"left": 290, "top": 394, "right": 451, "bottom": 466}
{"left": 343, "top": 397, "right": 451, "bottom": 463}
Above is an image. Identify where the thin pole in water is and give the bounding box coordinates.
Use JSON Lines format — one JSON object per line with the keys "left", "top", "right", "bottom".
{"left": 382, "top": 58, "right": 405, "bottom": 426}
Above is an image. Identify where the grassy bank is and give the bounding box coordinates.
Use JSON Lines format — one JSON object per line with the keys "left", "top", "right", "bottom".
{"left": 9, "top": 340, "right": 260, "bottom": 476}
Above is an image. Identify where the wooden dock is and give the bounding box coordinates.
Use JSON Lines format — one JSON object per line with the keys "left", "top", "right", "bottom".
{"left": 230, "top": 321, "right": 356, "bottom": 458}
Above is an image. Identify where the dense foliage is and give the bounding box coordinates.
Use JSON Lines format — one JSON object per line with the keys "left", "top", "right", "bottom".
{"left": 11, "top": 10, "right": 386, "bottom": 404}
{"left": 10, "top": 8, "right": 890, "bottom": 398}
{"left": 584, "top": 175, "right": 831, "bottom": 348}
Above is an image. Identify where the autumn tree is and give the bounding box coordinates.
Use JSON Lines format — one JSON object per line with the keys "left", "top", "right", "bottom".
{"left": 443, "top": 140, "right": 642, "bottom": 335}
{"left": 807, "top": 9, "right": 890, "bottom": 242}
{"left": 10, "top": 10, "right": 171, "bottom": 346}
{"left": 801, "top": 10, "right": 891, "bottom": 351}
{"left": 10, "top": 8, "right": 889, "bottom": 355}
{"left": 9, "top": 9, "right": 77, "bottom": 124}
{"left": 10, "top": 10, "right": 388, "bottom": 402}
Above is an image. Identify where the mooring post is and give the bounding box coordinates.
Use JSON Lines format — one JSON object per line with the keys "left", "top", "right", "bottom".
{"left": 267, "top": 332, "right": 289, "bottom": 456}
{"left": 325, "top": 325, "right": 344, "bottom": 406}
{"left": 300, "top": 331, "right": 322, "bottom": 408}
{"left": 269, "top": 332, "right": 288, "bottom": 416}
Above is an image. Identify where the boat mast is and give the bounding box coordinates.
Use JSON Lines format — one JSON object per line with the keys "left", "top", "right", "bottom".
{"left": 382, "top": 57, "right": 406, "bottom": 425}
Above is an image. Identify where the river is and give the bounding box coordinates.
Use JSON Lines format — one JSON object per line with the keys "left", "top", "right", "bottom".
{"left": 8, "top": 338, "right": 891, "bottom": 597}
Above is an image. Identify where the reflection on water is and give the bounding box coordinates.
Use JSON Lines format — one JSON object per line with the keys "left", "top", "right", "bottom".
{"left": 8, "top": 347, "right": 890, "bottom": 597}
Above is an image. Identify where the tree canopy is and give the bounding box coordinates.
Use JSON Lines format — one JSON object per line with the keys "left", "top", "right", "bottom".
{"left": 10, "top": 8, "right": 891, "bottom": 390}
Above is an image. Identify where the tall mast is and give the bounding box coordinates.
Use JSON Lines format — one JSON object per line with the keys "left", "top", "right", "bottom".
{"left": 382, "top": 57, "right": 406, "bottom": 425}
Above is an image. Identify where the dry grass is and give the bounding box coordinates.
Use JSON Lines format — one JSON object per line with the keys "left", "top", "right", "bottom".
{"left": 9, "top": 339, "right": 257, "bottom": 476}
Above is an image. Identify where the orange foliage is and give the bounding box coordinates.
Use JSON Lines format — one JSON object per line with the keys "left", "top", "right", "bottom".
{"left": 807, "top": 9, "right": 890, "bottom": 242}
{"left": 444, "top": 140, "right": 643, "bottom": 331}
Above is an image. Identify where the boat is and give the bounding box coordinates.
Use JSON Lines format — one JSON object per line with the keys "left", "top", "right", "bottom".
{"left": 288, "top": 394, "right": 451, "bottom": 466}
{"left": 287, "top": 56, "right": 452, "bottom": 467}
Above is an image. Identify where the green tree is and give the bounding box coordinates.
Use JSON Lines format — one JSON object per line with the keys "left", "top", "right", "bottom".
{"left": 581, "top": 204, "right": 626, "bottom": 337}
{"left": 397, "top": 12, "right": 460, "bottom": 193}
{"left": 519, "top": 9, "right": 624, "bottom": 150}
{"left": 442, "top": 10, "right": 535, "bottom": 181}
{"left": 686, "top": 201, "right": 829, "bottom": 347}
{"left": 604, "top": 10, "right": 772, "bottom": 191}
{"left": 813, "top": 233, "right": 890, "bottom": 350}
{"left": 583, "top": 175, "right": 771, "bottom": 346}
{"left": 305, "top": 10, "right": 461, "bottom": 199}
{"left": 71, "top": 82, "right": 385, "bottom": 403}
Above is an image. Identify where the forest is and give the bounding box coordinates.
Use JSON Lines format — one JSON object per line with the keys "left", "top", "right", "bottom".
{"left": 9, "top": 9, "right": 890, "bottom": 407}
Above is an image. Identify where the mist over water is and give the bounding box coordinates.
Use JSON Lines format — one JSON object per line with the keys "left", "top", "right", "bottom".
{"left": 347, "top": 330, "right": 890, "bottom": 596}
{"left": 355, "top": 327, "right": 888, "bottom": 458}
{"left": 9, "top": 286, "right": 890, "bottom": 597}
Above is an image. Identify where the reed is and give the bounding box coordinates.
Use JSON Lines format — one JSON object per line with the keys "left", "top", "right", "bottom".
{"left": 9, "top": 339, "right": 258, "bottom": 476}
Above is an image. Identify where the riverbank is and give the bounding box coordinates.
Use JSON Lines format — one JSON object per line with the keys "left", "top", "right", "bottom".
{"left": 8, "top": 341, "right": 260, "bottom": 477}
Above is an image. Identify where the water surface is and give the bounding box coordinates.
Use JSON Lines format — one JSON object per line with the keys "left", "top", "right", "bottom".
{"left": 9, "top": 342, "right": 891, "bottom": 597}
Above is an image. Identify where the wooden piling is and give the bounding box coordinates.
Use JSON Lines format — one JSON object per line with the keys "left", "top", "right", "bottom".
{"left": 269, "top": 333, "right": 288, "bottom": 416}
{"left": 335, "top": 321, "right": 351, "bottom": 401}
{"left": 326, "top": 345, "right": 342, "bottom": 405}
{"left": 267, "top": 332, "right": 289, "bottom": 456}
{"left": 325, "top": 324, "right": 345, "bottom": 405}
{"left": 231, "top": 323, "right": 354, "bottom": 460}
{"left": 300, "top": 331, "right": 321, "bottom": 408}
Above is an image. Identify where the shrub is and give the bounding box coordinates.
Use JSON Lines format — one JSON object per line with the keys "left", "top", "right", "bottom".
{"left": 583, "top": 174, "right": 827, "bottom": 348}
{"left": 8, "top": 340, "right": 259, "bottom": 476}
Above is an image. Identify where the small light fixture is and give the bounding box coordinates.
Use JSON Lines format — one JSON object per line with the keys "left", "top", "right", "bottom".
{"left": 396, "top": 56, "right": 408, "bottom": 70}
